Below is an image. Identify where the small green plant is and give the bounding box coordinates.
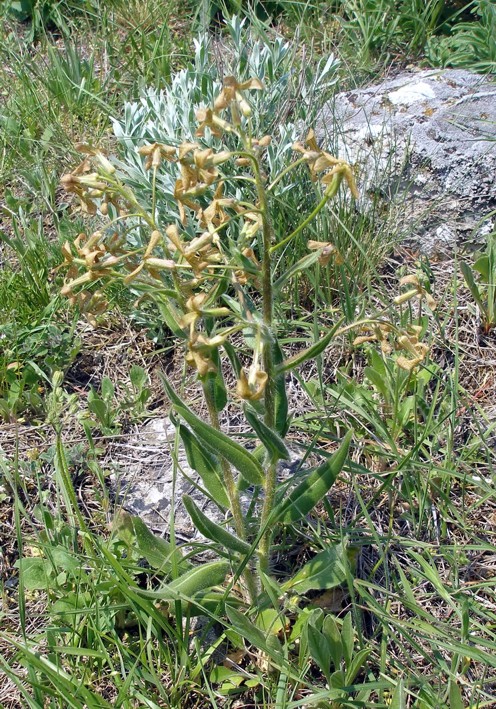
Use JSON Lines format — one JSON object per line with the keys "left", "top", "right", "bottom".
{"left": 427, "top": 0, "right": 496, "bottom": 72}
{"left": 83, "top": 366, "right": 151, "bottom": 435}
{"left": 461, "top": 230, "right": 496, "bottom": 333}
{"left": 0, "top": 214, "right": 80, "bottom": 421}
{"left": 5, "top": 0, "right": 71, "bottom": 41}
{"left": 4, "top": 0, "right": 104, "bottom": 41}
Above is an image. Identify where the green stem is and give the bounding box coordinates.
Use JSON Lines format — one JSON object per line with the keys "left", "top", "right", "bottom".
{"left": 270, "top": 174, "right": 343, "bottom": 254}
{"left": 267, "top": 156, "right": 308, "bottom": 192}
{"left": 202, "top": 382, "right": 258, "bottom": 604}
{"left": 250, "top": 150, "right": 278, "bottom": 575}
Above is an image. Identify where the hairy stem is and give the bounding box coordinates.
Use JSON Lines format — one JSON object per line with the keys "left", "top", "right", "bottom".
{"left": 202, "top": 382, "right": 258, "bottom": 604}
{"left": 251, "top": 151, "right": 278, "bottom": 575}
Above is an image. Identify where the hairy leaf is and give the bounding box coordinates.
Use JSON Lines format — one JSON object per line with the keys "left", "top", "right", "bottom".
{"left": 243, "top": 405, "right": 289, "bottom": 460}
{"left": 163, "top": 376, "right": 264, "bottom": 486}
{"left": 183, "top": 495, "right": 251, "bottom": 555}
{"left": 273, "top": 431, "right": 352, "bottom": 524}
{"left": 179, "top": 424, "right": 229, "bottom": 508}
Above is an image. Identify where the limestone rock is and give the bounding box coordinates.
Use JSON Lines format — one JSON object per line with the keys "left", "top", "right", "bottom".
{"left": 317, "top": 69, "right": 496, "bottom": 253}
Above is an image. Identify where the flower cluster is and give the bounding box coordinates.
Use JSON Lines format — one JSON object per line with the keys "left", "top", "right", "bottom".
{"left": 59, "top": 74, "right": 359, "bottom": 403}
{"left": 293, "top": 129, "right": 359, "bottom": 199}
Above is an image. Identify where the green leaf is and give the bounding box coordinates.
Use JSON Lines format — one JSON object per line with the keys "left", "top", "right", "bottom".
{"left": 187, "top": 589, "right": 243, "bottom": 616}
{"left": 255, "top": 608, "right": 285, "bottom": 636}
{"left": 340, "top": 611, "right": 354, "bottom": 667}
{"left": 308, "top": 625, "right": 331, "bottom": 680}
{"left": 243, "top": 405, "right": 289, "bottom": 460}
{"left": 461, "top": 260, "right": 486, "bottom": 314}
{"left": 183, "top": 495, "right": 251, "bottom": 556}
{"left": 101, "top": 376, "right": 115, "bottom": 400}
{"left": 345, "top": 647, "right": 370, "bottom": 684}
{"left": 273, "top": 251, "right": 322, "bottom": 292}
{"left": 448, "top": 680, "right": 464, "bottom": 709}
{"left": 390, "top": 679, "right": 406, "bottom": 709}
{"left": 323, "top": 614, "right": 343, "bottom": 669}
{"left": 162, "top": 376, "right": 264, "bottom": 486}
{"left": 273, "top": 431, "right": 352, "bottom": 524}
{"left": 156, "top": 297, "right": 187, "bottom": 339}
{"left": 203, "top": 354, "right": 227, "bottom": 412}
{"left": 281, "top": 543, "right": 348, "bottom": 594}
{"left": 473, "top": 254, "right": 490, "bottom": 280}
{"left": 276, "top": 319, "right": 344, "bottom": 374}
{"left": 113, "top": 511, "right": 190, "bottom": 573}
{"left": 179, "top": 425, "right": 229, "bottom": 508}
{"left": 168, "top": 561, "right": 229, "bottom": 596}
{"left": 16, "top": 557, "right": 51, "bottom": 591}
{"left": 129, "top": 364, "right": 148, "bottom": 391}
{"left": 226, "top": 605, "right": 283, "bottom": 662}
{"left": 273, "top": 339, "right": 289, "bottom": 437}
{"left": 223, "top": 340, "right": 243, "bottom": 378}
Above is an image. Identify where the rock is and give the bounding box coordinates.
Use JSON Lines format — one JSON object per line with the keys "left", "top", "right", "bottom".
{"left": 109, "top": 417, "right": 302, "bottom": 542}
{"left": 317, "top": 69, "right": 496, "bottom": 253}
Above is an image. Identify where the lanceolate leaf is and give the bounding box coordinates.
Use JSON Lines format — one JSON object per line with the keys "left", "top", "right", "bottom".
{"left": 307, "top": 625, "right": 331, "bottom": 681}
{"left": 272, "top": 339, "right": 289, "bottom": 436}
{"left": 223, "top": 340, "right": 243, "bottom": 378}
{"left": 168, "top": 561, "right": 229, "bottom": 596}
{"left": 389, "top": 678, "right": 406, "bottom": 709}
{"left": 162, "top": 376, "right": 264, "bottom": 486}
{"left": 243, "top": 405, "right": 289, "bottom": 460}
{"left": 179, "top": 424, "right": 229, "bottom": 508}
{"left": 345, "top": 647, "right": 371, "bottom": 685}
{"left": 273, "top": 251, "right": 322, "bottom": 292}
{"left": 226, "top": 605, "right": 283, "bottom": 662}
{"left": 276, "top": 320, "right": 344, "bottom": 375}
{"left": 281, "top": 543, "right": 348, "bottom": 594}
{"left": 460, "top": 261, "right": 486, "bottom": 314}
{"left": 203, "top": 354, "right": 227, "bottom": 412}
{"left": 183, "top": 495, "right": 251, "bottom": 556}
{"left": 156, "top": 297, "right": 188, "bottom": 339}
{"left": 273, "top": 431, "right": 352, "bottom": 524}
{"left": 113, "top": 511, "right": 190, "bottom": 574}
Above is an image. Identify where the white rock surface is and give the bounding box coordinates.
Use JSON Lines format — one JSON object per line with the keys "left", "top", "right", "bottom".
{"left": 317, "top": 69, "right": 496, "bottom": 253}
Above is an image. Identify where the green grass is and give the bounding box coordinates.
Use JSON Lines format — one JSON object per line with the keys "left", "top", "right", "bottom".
{"left": 1, "top": 1, "right": 495, "bottom": 707}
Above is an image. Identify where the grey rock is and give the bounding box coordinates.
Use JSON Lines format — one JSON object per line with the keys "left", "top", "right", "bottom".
{"left": 317, "top": 69, "right": 496, "bottom": 253}
{"left": 109, "top": 417, "right": 302, "bottom": 543}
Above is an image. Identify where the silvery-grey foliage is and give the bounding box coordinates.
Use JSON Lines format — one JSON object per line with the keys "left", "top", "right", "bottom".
{"left": 111, "top": 16, "right": 340, "bottom": 236}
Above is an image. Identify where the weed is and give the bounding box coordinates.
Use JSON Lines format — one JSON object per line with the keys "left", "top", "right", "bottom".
{"left": 461, "top": 229, "right": 496, "bottom": 333}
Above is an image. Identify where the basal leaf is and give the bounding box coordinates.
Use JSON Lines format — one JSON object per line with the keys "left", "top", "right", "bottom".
{"left": 226, "top": 605, "right": 283, "bottom": 662}
{"left": 168, "top": 560, "right": 230, "bottom": 596}
{"left": 461, "top": 261, "right": 486, "bottom": 313}
{"left": 390, "top": 678, "right": 406, "bottom": 709}
{"left": 308, "top": 625, "right": 331, "bottom": 680}
{"left": 113, "top": 511, "right": 190, "bottom": 574}
{"left": 345, "top": 647, "right": 370, "bottom": 685}
{"left": 448, "top": 681, "right": 464, "bottom": 709}
{"left": 281, "top": 543, "right": 348, "bottom": 594}
{"left": 16, "top": 557, "right": 51, "bottom": 591}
